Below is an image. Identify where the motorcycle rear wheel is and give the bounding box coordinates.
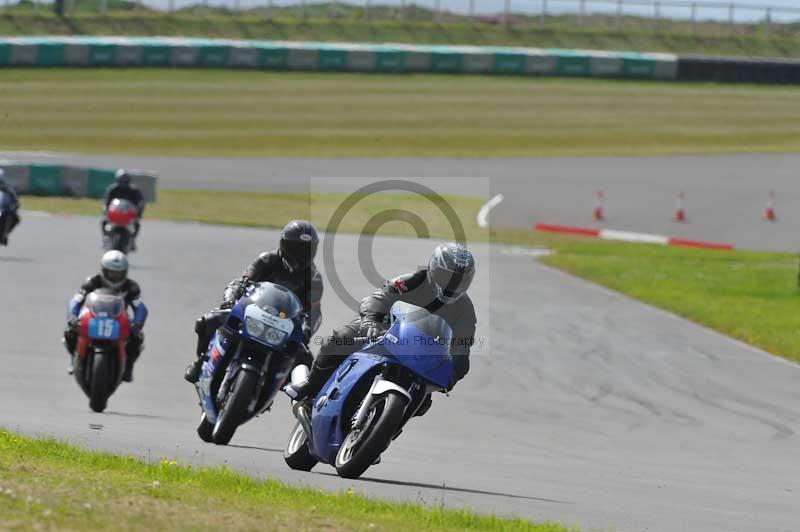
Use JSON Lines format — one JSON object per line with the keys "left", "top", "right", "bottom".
{"left": 106, "top": 228, "right": 130, "bottom": 253}
{"left": 283, "top": 421, "right": 318, "bottom": 471}
{"left": 334, "top": 391, "right": 408, "bottom": 479}
{"left": 212, "top": 370, "right": 258, "bottom": 445}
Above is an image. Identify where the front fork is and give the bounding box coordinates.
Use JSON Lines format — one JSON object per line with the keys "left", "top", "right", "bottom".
{"left": 351, "top": 373, "right": 413, "bottom": 431}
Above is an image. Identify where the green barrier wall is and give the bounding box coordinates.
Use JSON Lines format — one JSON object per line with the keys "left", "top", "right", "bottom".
{"left": 0, "top": 161, "right": 157, "bottom": 202}
{"left": 0, "top": 37, "right": 679, "bottom": 80}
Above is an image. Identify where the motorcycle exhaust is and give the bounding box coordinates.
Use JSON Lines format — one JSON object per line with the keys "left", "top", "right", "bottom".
{"left": 292, "top": 401, "right": 313, "bottom": 441}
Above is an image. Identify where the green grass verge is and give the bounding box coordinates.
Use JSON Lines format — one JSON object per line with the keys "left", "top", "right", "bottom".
{"left": 3, "top": 11, "right": 800, "bottom": 59}
{"left": 0, "top": 430, "right": 566, "bottom": 531}
{"left": 21, "top": 190, "right": 800, "bottom": 364}
{"left": 536, "top": 236, "right": 800, "bottom": 364}
{"left": 3, "top": 69, "right": 800, "bottom": 157}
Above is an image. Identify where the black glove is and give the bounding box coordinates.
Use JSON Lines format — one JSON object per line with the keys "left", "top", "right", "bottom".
{"left": 67, "top": 317, "right": 79, "bottom": 330}
{"left": 446, "top": 376, "right": 457, "bottom": 393}
{"left": 130, "top": 322, "right": 143, "bottom": 336}
{"left": 221, "top": 278, "right": 248, "bottom": 309}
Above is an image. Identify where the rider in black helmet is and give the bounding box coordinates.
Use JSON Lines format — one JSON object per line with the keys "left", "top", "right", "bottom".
{"left": 285, "top": 242, "right": 476, "bottom": 417}
{"left": 184, "top": 220, "right": 324, "bottom": 383}
{"left": 102, "top": 170, "right": 145, "bottom": 250}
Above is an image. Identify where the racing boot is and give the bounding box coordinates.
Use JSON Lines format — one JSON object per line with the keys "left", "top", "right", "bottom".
{"left": 122, "top": 357, "right": 135, "bottom": 382}
{"left": 184, "top": 355, "right": 206, "bottom": 384}
{"left": 123, "top": 333, "right": 143, "bottom": 383}
{"left": 283, "top": 360, "right": 334, "bottom": 402}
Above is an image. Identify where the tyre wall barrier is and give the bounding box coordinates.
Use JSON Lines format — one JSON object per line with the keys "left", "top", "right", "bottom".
{"left": 677, "top": 56, "right": 800, "bottom": 84}
{"left": 0, "top": 162, "right": 157, "bottom": 202}
{"left": 0, "top": 37, "right": 679, "bottom": 80}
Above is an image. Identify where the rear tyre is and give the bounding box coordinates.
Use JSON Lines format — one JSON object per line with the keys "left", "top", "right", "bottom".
{"left": 283, "top": 421, "right": 318, "bottom": 471}
{"left": 89, "top": 353, "right": 114, "bottom": 413}
{"left": 212, "top": 370, "right": 258, "bottom": 445}
{"left": 334, "top": 391, "right": 408, "bottom": 479}
{"left": 197, "top": 413, "right": 214, "bottom": 443}
{"left": 108, "top": 228, "right": 130, "bottom": 253}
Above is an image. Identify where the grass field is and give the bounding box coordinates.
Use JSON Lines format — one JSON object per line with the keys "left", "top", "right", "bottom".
{"left": 21, "top": 190, "right": 800, "bottom": 364}
{"left": 3, "top": 69, "right": 800, "bottom": 157}
{"left": 2, "top": 10, "right": 800, "bottom": 59}
{"left": 0, "top": 430, "right": 567, "bottom": 531}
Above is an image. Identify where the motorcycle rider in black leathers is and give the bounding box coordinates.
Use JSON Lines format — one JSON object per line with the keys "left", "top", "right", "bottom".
{"left": 184, "top": 220, "right": 324, "bottom": 384}
{"left": 285, "top": 242, "right": 476, "bottom": 417}
{"left": 63, "top": 250, "right": 148, "bottom": 382}
{"left": 0, "top": 169, "right": 21, "bottom": 246}
{"left": 102, "top": 170, "right": 145, "bottom": 250}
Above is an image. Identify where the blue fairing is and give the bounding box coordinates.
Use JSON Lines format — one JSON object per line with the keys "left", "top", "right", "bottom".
{"left": 309, "top": 353, "right": 385, "bottom": 464}
{"left": 195, "top": 281, "right": 303, "bottom": 423}
{"left": 196, "top": 331, "right": 230, "bottom": 424}
{"left": 308, "top": 302, "right": 453, "bottom": 464}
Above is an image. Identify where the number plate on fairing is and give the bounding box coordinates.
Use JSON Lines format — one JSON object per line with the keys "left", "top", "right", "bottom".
{"left": 88, "top": 318, "right": 120, "bottom": 340}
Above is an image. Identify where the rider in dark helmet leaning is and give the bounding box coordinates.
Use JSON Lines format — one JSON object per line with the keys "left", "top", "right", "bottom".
{"left": 285, "top": 242, "right": 476, "bottom": 417}
{"left": 184, "top": 220, "right": 324, "bottom": 384}
{"left": 102, "top": 169, "right": 145, "bottom": 250}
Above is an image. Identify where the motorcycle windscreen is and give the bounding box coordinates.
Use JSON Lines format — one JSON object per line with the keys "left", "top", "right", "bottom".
{"left": 84, "top": 291, "right": 125, "bottom": 340}
{"left": 383, "top": 302, "right": 454, "bottom": 388}
{"left": 248, "top": 281, "right": 303, "bottom": 319}
{"left": 0, "top": 191, "right": 10, "bottom": 211}
{"left": 85, "top": 291, "right": 124, "bottom": 317}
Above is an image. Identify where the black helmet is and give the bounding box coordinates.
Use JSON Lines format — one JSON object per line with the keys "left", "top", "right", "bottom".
{"left": 279, "top": 220, "right": 319, "bottom": 272}
{"left": 427, "top": 242, "right": 475, "bottom": 304}
{"left": 114, "top": 169, "right": 131, "bottom": 187}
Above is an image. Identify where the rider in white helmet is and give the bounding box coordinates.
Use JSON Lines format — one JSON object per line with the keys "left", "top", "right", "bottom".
{"left": 63, "top": 251, "right": 148, "bottom": 382}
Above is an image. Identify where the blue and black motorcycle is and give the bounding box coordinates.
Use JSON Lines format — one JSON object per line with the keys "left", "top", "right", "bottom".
{"left": 283, "top": 302, "right": 453, "bottom": 479}
{"left": 196, "top": 281, "right": 305, "bottom": 445}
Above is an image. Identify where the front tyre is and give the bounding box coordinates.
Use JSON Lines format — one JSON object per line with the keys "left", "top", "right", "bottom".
{"left": 334, "top": 391, "right": 408, "bottom": 479}
{"left": 283, "top": 421, "right": 318, "bottom": 471}
{"left": 89, "top": 353, "right": 114, "bottom": 413}
{"left": 211, "top": 370, "right": 258, "bottom": 445}
{"left": 197, "top": 412, "right": 214, "bottom": 443}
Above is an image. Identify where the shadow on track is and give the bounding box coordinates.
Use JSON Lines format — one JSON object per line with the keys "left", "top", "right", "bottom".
{"left": 317, "top": 472, "right": 571, "bottom": 504}
{"left": 104, "top": 411, "right": 170, "bottom": 421}
{"left": 227, "top": 444, "right": 284, "bottom": 453}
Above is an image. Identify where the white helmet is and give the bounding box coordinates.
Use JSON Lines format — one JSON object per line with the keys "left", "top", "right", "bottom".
{"left": 100, "top": 250, "right": 128, "bottom": 289}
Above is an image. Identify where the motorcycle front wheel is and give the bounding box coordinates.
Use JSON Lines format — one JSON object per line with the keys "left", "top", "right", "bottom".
{"left": 89, "top": 352, "right": 115, "bottom": 413}
{"left": 211, "top": 370, "right": 258, "bottom": 445}
{"left": 334, "top": 390, "right": 408, "bottom": 479}
{"left": 197, "top": 412, "right": 214, "bottom": 443}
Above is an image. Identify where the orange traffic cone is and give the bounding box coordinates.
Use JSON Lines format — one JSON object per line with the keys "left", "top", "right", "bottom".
{"left": 593, "top": 190, "right": 604, "bottom": 221}
{"left": 763, "top": 190, "right": 776, "bottom": 222}
{"left": 673, "top": 191, "right": 686, "bottom": 222}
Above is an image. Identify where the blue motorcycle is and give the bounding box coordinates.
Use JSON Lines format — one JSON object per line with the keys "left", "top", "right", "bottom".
{"left": 283, "top": 302, "right": 453, "bottom": 479}
{"left": 196, "top": 281, "right": 305, "bottom": 445}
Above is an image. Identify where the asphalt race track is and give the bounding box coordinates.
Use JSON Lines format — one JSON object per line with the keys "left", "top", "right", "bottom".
{"left": 3, "top": 214, "right": 800, "bottom": 532}
{"left": 4, "top": 152, "right": 800, "bottom": 251}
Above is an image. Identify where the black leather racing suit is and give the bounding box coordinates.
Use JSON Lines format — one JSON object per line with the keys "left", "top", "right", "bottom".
{"left": 194, "top": 251, "right": 324, "bottom": 368}
{"left": 309, "top": 269, "right": 476, "bottom": 410}
{"left": 63, "top": 276, "right": 148, "bottom": 367}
